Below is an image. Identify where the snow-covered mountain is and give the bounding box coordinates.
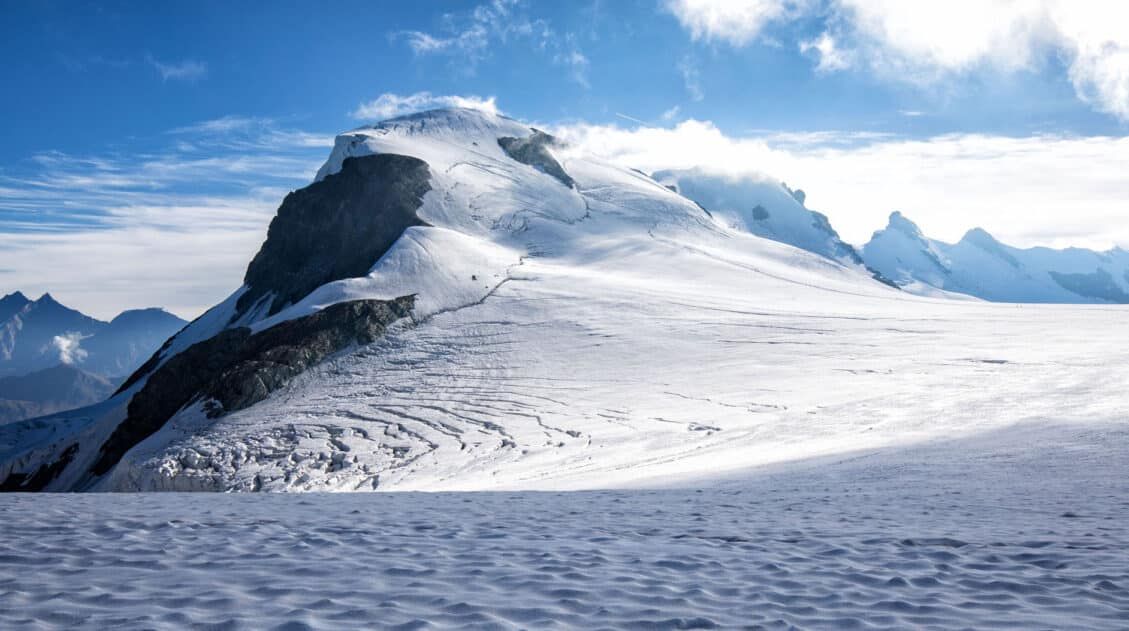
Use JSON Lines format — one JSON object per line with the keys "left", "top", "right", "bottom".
{"left": 0, "top": 293, "right": 186, "bottom": 379}
{"left": 862, "top": 212, "right": 1129, "bottom": 303}
{"left": 653, "top": 169, "right": 863, "bottom": 266}
{"left": 2, "top": 108, "right": 1123, "bottom": 493}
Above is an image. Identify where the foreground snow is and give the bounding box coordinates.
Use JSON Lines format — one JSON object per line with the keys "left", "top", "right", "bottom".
{"left": 2, "top": 421, "right": 1126, "bottom": 629}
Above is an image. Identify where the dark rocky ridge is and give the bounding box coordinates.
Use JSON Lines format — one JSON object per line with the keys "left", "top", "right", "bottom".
{"left": 87, "top": 296, "right": 416, "bottom": 478}
{"left": 237, "top": 153, "right": 431, "bottom": 318}
{"left": 498, "top": 131, "right": 575, "bottom": 189}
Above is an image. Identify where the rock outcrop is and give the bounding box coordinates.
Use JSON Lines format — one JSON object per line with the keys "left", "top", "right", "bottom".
{"left": 497, "top": 131, "right": 575, "bottom": 189}
{"left": 237, "top": 154, "right": 431, "bottom": 317}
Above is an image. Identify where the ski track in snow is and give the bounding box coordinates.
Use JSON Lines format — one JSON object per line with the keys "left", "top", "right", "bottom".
{"left": 2, "top": 422, "right": 1128, "bottom": 630}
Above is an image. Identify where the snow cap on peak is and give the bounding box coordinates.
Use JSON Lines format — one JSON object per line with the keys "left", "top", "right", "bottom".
{"left": 357, "top": 107, "right": 528, "bottom": 138}
{"left": 315, "top": 107, "right": 536, "bottom": 183}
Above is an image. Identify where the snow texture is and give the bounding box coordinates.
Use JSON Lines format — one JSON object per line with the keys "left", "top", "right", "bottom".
{"left": 0, "top": 421, "right": 1126, "bottom": 629}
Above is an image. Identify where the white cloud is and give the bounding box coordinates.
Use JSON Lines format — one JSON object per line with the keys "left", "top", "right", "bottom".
{"left": 553, "top": 118, "right": 1129, "bottom": 250}
{"left": 146, "top": 55, "right": 208, "bottom": 81}
{"left": 661, "top": 106, "right": 682, "bottom": 122}
{"left": 50, "top": 332, "right": 89, "bottom": 365}
{"left": 831, "top": 0, "right": 1129, "bottom": 119}
{"left": 800, "top": 32, "right": 851, "bottom": 72}
{"left": 664, "top": 0, "right": 811, "bottom": 46}
{"left": 351, "top": 92, "right": 500, "bottom": 120}
{"left": 664, "top": 0, "right": 1129, "bottom": 121}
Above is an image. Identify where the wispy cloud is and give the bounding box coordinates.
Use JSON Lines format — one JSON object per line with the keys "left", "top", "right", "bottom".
{"left": 554, "top": 34, "right": 590, "bottom": 88}
{"left": 678, "top": 56, "right": 704, "bottom": 102}
{"left": 396, "top": 0, "right": 552, "bottom": 67}
{"left": 351, "top": 92, "right": 500, "bottom": 121}
{"left": 553, "top": 118, "right": 1129, "bottom": 250}
{"left": 146, "top": 55, "right": 208, "bottom": 81}
{"left": 395, "top": 0, "right": 589, "bottom": 82}
{"left": 0, "top": 118, "right": 332, "bottom": 319}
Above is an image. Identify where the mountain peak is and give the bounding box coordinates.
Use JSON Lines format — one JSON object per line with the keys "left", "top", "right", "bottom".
{"left": 2, "top": 291, "right": 28, "bottom": 302}
{"left": 35, "top": 292, "right": 61, "bottom": 306}
{"left": 108, "top": 308, "right": 187, "bottom": 329}
{"left": 960, "top": 227, "right": 998, "bottom": 246}
{"left": 0, "top": 291, "right": 32, "bottom": 322}
{"left": 885, "top": 211, "right": 924, "bottom": 238}
{"left": 358, "top": 107, "right": 524, "bottom": 138}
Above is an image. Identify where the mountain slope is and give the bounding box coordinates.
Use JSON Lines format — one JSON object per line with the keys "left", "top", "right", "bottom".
{"left": 0, "top": 364, "right": 114, "bottom": 424}
{"left": 2, "top": 108, "right": 1124, "bottom": 493}
{"left": 862, "top": 212, "right": 1129, "bottom": 303}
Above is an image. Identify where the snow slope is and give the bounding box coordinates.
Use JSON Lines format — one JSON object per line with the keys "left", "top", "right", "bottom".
{"left": 863, "top": 211, "right": 1129, "bottom": 303}
{"left": 2, "top": 108, "right": 1128, "bottom": 495}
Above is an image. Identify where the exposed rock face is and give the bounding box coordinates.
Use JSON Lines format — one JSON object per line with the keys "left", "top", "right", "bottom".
{"left": 237, "top": 154, "right": 431, "bottom": 317}
{"left": 90, "top": 296, "right": 415, "bottom": 477}
{"left": 497, "top": 131, "right": 575, "bottom": 189}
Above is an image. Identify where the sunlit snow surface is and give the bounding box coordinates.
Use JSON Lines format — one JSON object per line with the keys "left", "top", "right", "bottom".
{"left": 3, "top": 423, "right": 1128, "bottom": 629}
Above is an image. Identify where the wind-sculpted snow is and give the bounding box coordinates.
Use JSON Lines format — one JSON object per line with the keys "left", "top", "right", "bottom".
{"left": 2, "top": 422, "right": 1127, "bottom": 629}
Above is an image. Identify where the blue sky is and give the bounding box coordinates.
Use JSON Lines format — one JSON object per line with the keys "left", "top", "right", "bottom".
{"left": 2, "top": 0, "right": 1128, "bottom": 317}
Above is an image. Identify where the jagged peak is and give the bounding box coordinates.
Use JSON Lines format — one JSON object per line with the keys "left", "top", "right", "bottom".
{"left": 1, "top": 291, "right": 29, "bottom": 303}
{"left": 884, "top": 211, "right": 924, "bottom": 237}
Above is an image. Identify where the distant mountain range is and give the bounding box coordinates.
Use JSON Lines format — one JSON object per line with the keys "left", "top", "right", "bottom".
{"left": 860, "top": 212, "right": 1129, "bottom": 303}
{"left": 656, "top": 175, "right": 1129, "bottom": 304}
{"left": 0, "top": 292, "right": 185, "bottom": 423}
